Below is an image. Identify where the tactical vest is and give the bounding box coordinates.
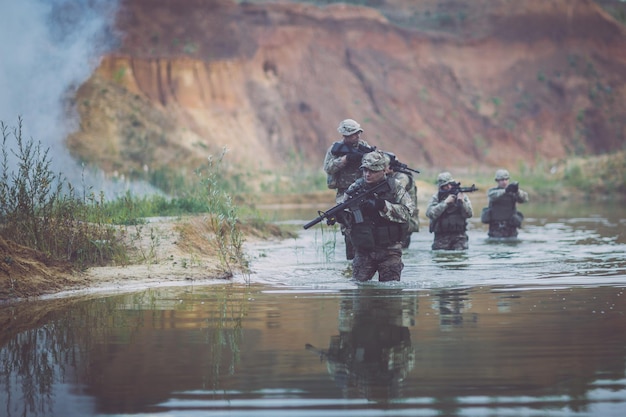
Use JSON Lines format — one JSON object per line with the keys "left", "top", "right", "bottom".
{"left": 348, "top": 178, "right": 408, "bottom": 250}
{"left": 433, "top": 204, "right": 467, "bottom": 234}
{"left": 490, "top": 192, "right": 517, "bottom": 222}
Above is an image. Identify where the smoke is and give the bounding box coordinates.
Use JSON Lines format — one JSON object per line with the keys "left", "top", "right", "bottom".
{"left": 0, "top": 0, "right": 157, "bottom": 198}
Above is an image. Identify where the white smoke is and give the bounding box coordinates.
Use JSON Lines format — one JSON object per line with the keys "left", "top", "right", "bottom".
{"left": 0, "top": 0, "right": 157, "bottom": 198}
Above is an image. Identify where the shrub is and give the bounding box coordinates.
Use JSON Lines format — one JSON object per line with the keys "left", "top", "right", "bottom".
{"left": 0, "top": 118, "right": 125, "bottom": 268}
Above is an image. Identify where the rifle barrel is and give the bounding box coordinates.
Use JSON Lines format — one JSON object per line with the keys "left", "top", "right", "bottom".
{"left": 303, "top": 215, "right": 324, "bottom": 230}
{"left": 302, "top": 179, "right": 392, "bottom": 229}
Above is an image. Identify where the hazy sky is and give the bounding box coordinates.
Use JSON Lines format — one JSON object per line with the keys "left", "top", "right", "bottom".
{"left": 0, "top": 0, "right": 123, "bottom": 192}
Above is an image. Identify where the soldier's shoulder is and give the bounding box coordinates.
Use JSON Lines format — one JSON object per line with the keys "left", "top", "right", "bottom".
{"left": 388, "top": 176, "right": 404, "bottom": 188}
{"left": 347, "top": 178, "right": 365, "bottom": 190}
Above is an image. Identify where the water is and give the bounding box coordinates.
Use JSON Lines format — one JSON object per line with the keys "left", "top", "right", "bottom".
{"left": 1, "top": 200, "right": 625, "bottom": 417}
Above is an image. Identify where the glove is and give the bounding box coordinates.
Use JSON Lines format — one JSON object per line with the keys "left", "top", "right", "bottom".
{"left": 505, "top": 182, "right": 519, "bottom": 194}
{"left": 345, "top": 153, "right": 362, "bottom": 164}
{"left": 361, "top": 198, "right": 385, "bottom": 216}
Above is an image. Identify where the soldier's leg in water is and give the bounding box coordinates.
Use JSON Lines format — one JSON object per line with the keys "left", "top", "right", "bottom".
{"left": 377, "top": 246, "right": 403, "bottom": 282}
{"left": 432, "top": 234, "right": 452, "bottom": 250}
{"left": 352, "top": 251, "right": 377, "bottom": 282}
{"left": 450, "top": 234, "right": 469, "bottom": 250}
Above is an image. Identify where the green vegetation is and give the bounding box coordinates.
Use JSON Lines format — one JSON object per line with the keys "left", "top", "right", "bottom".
{"left": 1, "top": 118, "right": 249, "bottom": 275}
{"left": 3, "top": 110, "right": 622, "bottom": 284}
{"left": 257, "top": 149, "right": 626, "bottom": 203}
{"left": 1, "top": 118, "right": 125, "bottom": 268}
{"left": 413, "top": 150, "right": 625, "bottom": 203}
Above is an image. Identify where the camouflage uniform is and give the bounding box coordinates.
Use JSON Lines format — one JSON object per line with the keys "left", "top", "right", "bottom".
{"left": 323, "top": 122, "right": 372, "bottom": 202}
{"left": 341, "top": 151, "right": 414, "bottom": 282}
{"left": 485, "top": 169, "right": 529, "bottom": 238}
{"left": 323, "top": 119, "right": 374, "bottom": 259}
{"left": 390, "top": 171, "right": 419, "bottom": 248}
{"left": 426, "top": 172, "right": 473, "bottom": 250}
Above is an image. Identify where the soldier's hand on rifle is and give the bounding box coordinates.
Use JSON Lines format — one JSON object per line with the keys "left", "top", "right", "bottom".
{"left": 344, "top": 153, "right": 362, "bottom": 166}
{"left": 361, "top": 198, "right": 385, "bottom": 216}
{"left": 444, "top": 194, "right": 456, "bottom": 205}
{"left": 505, "top": 181, "right": 519, "bottom": 194}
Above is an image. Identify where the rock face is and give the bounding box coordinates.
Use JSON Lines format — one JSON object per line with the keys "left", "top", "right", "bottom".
{"left": 67, "top": 0, "right": 626, "bottom": 180}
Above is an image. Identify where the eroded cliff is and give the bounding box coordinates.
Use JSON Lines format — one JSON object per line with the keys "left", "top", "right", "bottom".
{"left": 67, "top": 0, "right": 626, "bottom": 183}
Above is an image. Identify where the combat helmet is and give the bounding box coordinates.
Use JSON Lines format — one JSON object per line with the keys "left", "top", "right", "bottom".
{"left": 337, "top": 119, "right": 363, "bottom": 136}
{"left": 494, "top": 169, "right": 510, "bottom": 181}
{"left": 360, "top": 151, "right": 387, "bottom": 172}
{"left": 437, "top": 172, "right": 455, "bottom": 187}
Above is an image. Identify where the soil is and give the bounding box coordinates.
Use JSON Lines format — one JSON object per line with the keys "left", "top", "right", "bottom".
{"left": 0, "top": 215, "right": 294, "bottom": 303}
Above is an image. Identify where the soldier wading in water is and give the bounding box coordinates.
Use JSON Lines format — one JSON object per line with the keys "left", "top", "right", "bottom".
{"left": 482, "top": 169, "right": 529, "bottom": 239}
{"left": 426, "top": 172, "right": 474, "bottom": 250}
{"left": 340, "top": 151, "right": 414, "bottom": 282}
{"left": 323, "top": 119, "right": 375, "bottom": 260}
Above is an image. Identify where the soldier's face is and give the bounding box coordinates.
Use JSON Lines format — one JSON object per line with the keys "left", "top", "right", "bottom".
{"left": 497, "top": 178, "right": 509, "bottom": 188}
{"left": 342, "top": 132, "right": 361, "bottom": 146}
{"left": 363, "top": 168, "right": 385, "bottom": 184}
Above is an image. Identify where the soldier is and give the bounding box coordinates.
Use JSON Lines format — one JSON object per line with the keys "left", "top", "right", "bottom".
{"left": 341, "top": 151, "right": 413, "bottom": 282}
{"left": 323, "top": 119, "right": 375, "bottom": 260}
{"left": 426, "top": 172, "right": 473, "bottom": 250}
{"left": 482, "top": 169, "right": 529, "bottom": 238}
{"left": 385, "top": 153, "right": 419, "bottom": 248}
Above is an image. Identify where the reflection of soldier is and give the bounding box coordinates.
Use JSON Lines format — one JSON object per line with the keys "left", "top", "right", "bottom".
{"left": 432, "top": 289, "right": 476, "bottom": 330}
{"left": 306, "top": 289, "right": 416, "bottom": 402}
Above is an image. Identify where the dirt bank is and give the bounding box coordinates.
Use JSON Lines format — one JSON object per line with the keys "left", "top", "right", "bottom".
{"left": 0, "top": 216, "right": 293, "bottom": 302}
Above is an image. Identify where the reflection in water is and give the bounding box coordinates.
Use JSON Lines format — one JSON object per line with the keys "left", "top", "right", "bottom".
{"left": 431, "top": 251, "right": 470, "bottom": 269}
{"left": 0, "top": 287, "right": 248, "bottom": 416}
{"left": 432, "top": 288, "right": 476, "bottom": 328}
{"left": 2, "top": 199, "right": 626, "bottom": 416}
{"left": 2, "top": 286, "right": 626, "bottom": 416}
{"left": 306, "top": 289, "right": 416, "bottom": 402}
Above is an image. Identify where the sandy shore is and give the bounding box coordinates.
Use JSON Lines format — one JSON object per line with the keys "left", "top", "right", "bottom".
{"left": 1, "top": 215, "right": 266, "bottom": 301}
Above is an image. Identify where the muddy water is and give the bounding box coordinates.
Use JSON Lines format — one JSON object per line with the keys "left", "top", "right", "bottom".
{"left": 1, "top": 199, "right": 626, "bottom": 417}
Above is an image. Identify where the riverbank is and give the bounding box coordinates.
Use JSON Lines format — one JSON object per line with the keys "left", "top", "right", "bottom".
{"left": 2, "top": 182, "right": 622, "bottom": 303}
{"left": 0, "top": 215, "right": 295, "bottom": 302}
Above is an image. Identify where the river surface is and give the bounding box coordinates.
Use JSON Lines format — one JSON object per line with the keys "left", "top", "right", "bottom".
{"left": 1, "top": 199, "right": 626, "bottom": 417}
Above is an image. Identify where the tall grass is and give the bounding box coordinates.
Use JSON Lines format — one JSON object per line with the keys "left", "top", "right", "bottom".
{"left": 1, "top": 118, "right": 125, "bottom": 268}
{"left": 1, "top": 118, "right": 247, "bottom": 275}
{"left": 196, "top": 150, "right": 246, "bottom": 274}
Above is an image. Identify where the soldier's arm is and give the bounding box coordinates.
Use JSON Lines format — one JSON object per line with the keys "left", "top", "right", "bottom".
{"left": 516, "top": 189, "right": 529, "bottom": 203}
{"left": 323, "top": 146, "right": 346, "bottom": 175}
{"left": 487, "top": 187, "right": 506, "bottom": 202}
{"left": 382, "top": 184, "right": 413, "bottom": 223}
{"left": 426, "top": 194, "right": 447, "bottom": 220}
{"left": 460, "top": 195, "right": 473, "bottom": 218}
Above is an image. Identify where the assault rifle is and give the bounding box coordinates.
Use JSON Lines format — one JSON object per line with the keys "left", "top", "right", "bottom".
{"left": 505, "top": 181, "right": 519, "bottom": 194}
{"left": 430, "top": 182, "right": 479, "bottom": 233}
{"left": 303, "top": 180, "right": 391, "bottom": 229}
{"left": 330, "top": 143, "right": 420, "bottom": 174}
{"left": 385, "top": 152, "right": 420, "bottom": 174}
{"left": 438, "top": 182, "right": 478, "bottom": 200}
